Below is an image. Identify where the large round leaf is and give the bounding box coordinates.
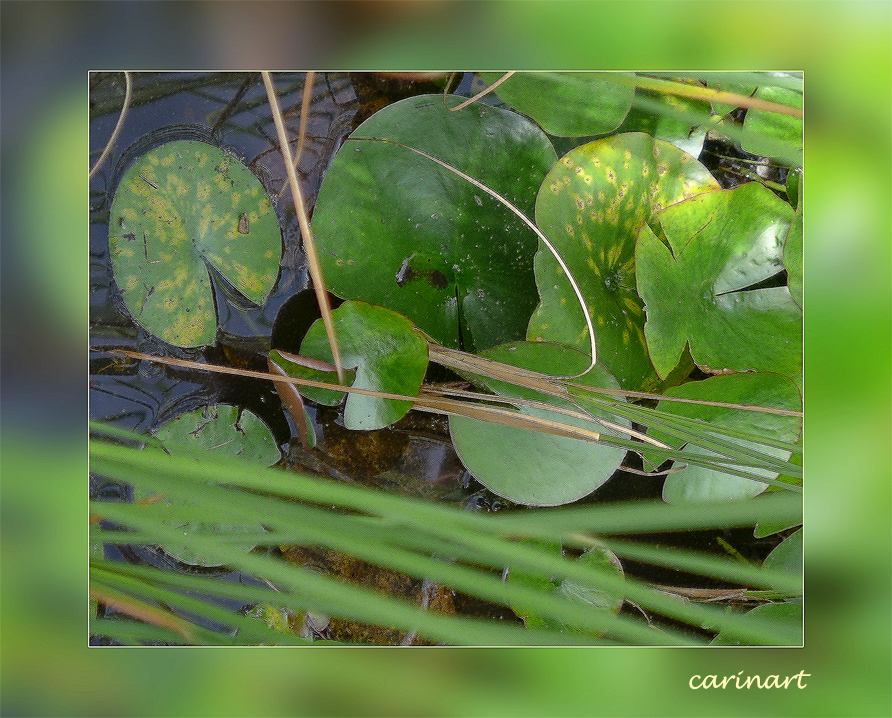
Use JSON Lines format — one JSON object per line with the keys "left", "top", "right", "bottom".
{"left": 527, "top": 133, "right": 720, "bottom": 391}
{"left": 310, "top": 94, "right": 557, "bottom": 353}
{"left": 652, "top": 373, "right": 802, "bottom": 504}
{"left": 109, "top": 140, "right": 282, "bottom": 347}
{"left": 144, "top": 404, "right": 280, "bottom": 565}
{"left": 275, "top": 301, "right": 428, "bottom": 431}
{"left": 479, "top": 72, "right": 635, "bottom": 137}
{"left": 450, "top": 341, "right": 628, "bottom": 507}
{"left": 636, "top": 182, "right": 801, "bottom": 378}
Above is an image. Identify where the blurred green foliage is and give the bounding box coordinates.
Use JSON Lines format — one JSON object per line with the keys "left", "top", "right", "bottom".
{"left": 2, "top": 2, "right": 890, "bottom": 717}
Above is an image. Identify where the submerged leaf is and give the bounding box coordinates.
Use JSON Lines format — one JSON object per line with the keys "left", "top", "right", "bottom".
{"left": 310, "top": 94, "right": 557, "bottom": 353}
{"left": 109, "top": 140, "right": 282, "bottom": 347}
{"left": 528, "top": 132, "right": 720, "bottom": 390}
{"left": 509, "top": 541, "right": 624, "bottom": 635}
{"left": 144, "top": 404, "right": 280, "bottom": 565}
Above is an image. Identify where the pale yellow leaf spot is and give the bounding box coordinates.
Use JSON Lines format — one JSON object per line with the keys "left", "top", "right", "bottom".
{"left": 124, "top": 275, "right": 139, "bottom": 291}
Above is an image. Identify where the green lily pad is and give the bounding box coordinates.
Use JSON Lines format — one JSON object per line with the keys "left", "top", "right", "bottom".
{"left": 652, "top": 373, "right": 802, "bottom": 504}
{"left": 509, "top": 541, "right": 624, "bottom": 635}
{"left": 707, "top": 77, "right": 758, "bottom": 116}
{"left": 611, "top": 88, "right": 711, "bottom": 157}
{"left": 763, "top": 528, "right": 803, "bottom": 579}
{"left": 784, "top": 173, "right": 803, "bottom": 309}
{"left": 274, "top": 301, "right": 428, "bottom": 431}
{"left": 144, "top": 404, "right": 280, "bottom": 565}
{"left": 636, "top": 182, "right": 801, "bottom": 378}
{"left": 479, "top": 72, "right": 635, "bottom": 137}
{"left": 527, "top": 133, "right": 720, "bottom": 391}
{"left": 310, "top": 94, "right": 557, "bottom": 353}
{"left": 450, "top": 341, "right": 628, "bottom": 507}
{"left": 741, "top": 85, "right": 803, "bottom": 166}
{"left": 711, "top": 602, "right": 802, "bottom": 646}
{"left": 109, "top": 140, "right": 282, "bottom": 347}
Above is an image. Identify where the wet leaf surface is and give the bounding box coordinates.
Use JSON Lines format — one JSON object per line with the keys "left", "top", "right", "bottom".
{"left": 310, "top": 94, "right": 557, "bottom": 353}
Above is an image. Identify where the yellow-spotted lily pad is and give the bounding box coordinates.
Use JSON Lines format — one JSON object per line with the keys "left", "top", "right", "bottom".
{"left": 527, "top": 133, "right": 720, "bottom": 391}
{"left": 109, "top": 140, "right": 282, "bottom": 347}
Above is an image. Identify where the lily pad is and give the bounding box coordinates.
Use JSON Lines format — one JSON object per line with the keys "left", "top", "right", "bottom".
{"left": 636, "top": 182, "right": 801, "bottom": 378}
{"left": 610, "top": 88, "right": 711, "bottom": 157}
{"left": 652, "top": 373, "right": 802, "bottom": 504}
{"left": 527, "top": 132, "right": 720, "bottom": 391}
{"left": 450, "top": 341, "right": 628, "bottom": 507}
{"left": 143, "top": 404, "right": 280, "bottom": 565}
{"left": 711, "top": 602, "right": 802, "bottom": 646}
{"left": 509, "top": 541, "right": 624, "bottom": 635}
{"left": 109, "top": 140, "right": 282, "bottom": 347}
{"left": 741, "top": 85, "right": 803, "bottom": 165}
{"left": 273, "top": 301, "right": 428, "bottom": 431}
{"left": 763, "top": 528, "right": 803, "bottom": 577}
{"left": 310, "top": 94, "right": 557, "bottom": 353}
{"left": 479, "top": 72, "right": 635, "bottom": 137}
{"left": 784, "top": 173, "right": 803, "bottom": 309}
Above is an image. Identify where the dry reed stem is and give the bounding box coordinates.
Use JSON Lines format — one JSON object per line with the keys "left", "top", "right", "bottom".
{"left": 446, "top": 71, "right": 515, "bottom": 111}
{"left": 262, "top": 71, "right": 345, "bottom": 383}
{"left": 89, "top": 71, "right": 132, "bottom": 180}
{"left": 347, "top": 136, "right": 599, "bottom": 375}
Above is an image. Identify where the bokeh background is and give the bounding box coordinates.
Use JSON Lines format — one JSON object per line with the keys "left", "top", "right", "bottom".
{"left": 2, "top": 1, "right": 889, "bottom": 716}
